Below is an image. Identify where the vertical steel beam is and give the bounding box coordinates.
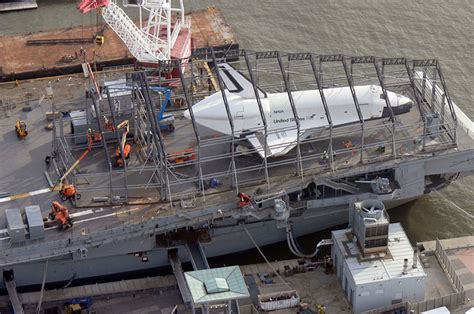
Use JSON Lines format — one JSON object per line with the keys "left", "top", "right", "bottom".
{"left": 436, "top": 62, "right": 457, "bottom": 143}
{"left": 210, "top": 47, "right": 238, "bottom": 190}
{"left": 405, "top": 60, "right": 424, "bottom": 115}
{"left": 90, "top": 95, "right": 114, "bottom": 200}
{"left": 440, "top": 94, "right": 446, "bottom": 126}
{"left": 431, "top": 69, "right": 437, "bottom": 113}
{"left": 177, "top": 58, "right": 205, "bottom": 196}
{"left": 309, "top": 54, "right": 334, "bottom": 171}
{"left": 59, "top": 108, "right": 64, "bottom": 140}
{"left": 342, "top": 56, "right": 365, "bottom": 163}
{"left": 277, "top": 52, "right": 303, "bottom": 177}
{"left": 422, "top": 70, "right": 427, "bottom": 102}
{"left": 374, "top": 58, "right": 397, "bottom": 159}
{"left": 374, "top": 59, "right": 395, "bottom": 122}
{"left": 140, "top": 71, "right": 170, "bottom": 200}
{"left": 405, "top": 60, "right": 427, "bottom": 150}
{"left": 132, "top": 75, "right": 165, "bottom": 195}
{"left": 51, "top": 103, "right": 57, "bottom": 157}
{"left": 243, "top": 50, "right": 270, "bottom": 188}
{"left": 105, "top": 88, "right": 128, "bottom": 202}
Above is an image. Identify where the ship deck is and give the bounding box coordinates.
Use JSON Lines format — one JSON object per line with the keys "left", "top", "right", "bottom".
{"left": 0, "top": 50, "right": 472, "bottom": 255}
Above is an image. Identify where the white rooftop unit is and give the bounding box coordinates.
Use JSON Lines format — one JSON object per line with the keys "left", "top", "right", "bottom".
{"left": 24, "top": 205, "right": 44, "bottom": 240}
{"left": 5, "top": 208, "right": 25, "bottom": 243}
{"left": 421, "top": 306, "right": 451, "bottom": 314}
{"left": 331, "top": 222, "right": 426, "bottom": 314}
{"left": 351, "top": 199, "right": 389, "bottom": 255}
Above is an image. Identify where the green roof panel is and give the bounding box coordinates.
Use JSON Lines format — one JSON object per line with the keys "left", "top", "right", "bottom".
{"left": 184, "top": 266, "right": 249, "bottom": 304}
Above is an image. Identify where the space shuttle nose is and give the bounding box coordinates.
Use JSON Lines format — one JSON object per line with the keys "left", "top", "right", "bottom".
{"left": 392, "top": 96, "right": 414, "bottom": 115}
{"left": 183, "top": 109, "right": 190, "bottom": 120}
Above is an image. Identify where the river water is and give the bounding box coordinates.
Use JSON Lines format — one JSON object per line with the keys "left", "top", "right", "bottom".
{"left": 1, "top": 0, "right": 472, "bottom": 248}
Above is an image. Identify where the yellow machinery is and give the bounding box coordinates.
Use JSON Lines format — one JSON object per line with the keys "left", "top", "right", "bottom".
{"left": 95, "top": 35, "right": 105, "bottom": 45}
{"left": 15, "top": 120, "right": 28, "bottom": 138}
{"left": 53, "top": 129, "right": 95, "bottom": 200}
{"left": 115, "top": 120, "right": 131, "bottom": 167}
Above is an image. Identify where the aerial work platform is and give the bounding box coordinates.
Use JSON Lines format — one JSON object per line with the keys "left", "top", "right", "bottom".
{"left": 187, "top": 241, "right": 210, "bottom": 270}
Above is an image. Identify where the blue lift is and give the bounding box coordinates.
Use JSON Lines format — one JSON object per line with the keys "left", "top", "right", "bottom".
{"left": 149, "top": 86, "right": 175, "bottom": 131}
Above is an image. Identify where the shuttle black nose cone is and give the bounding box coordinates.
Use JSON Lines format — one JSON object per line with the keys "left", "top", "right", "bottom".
{"left": 396, "top": 101, "right": 413, "bottom": 114}
{"left": 382, "top": 101, "right": 413, "bottom": 117}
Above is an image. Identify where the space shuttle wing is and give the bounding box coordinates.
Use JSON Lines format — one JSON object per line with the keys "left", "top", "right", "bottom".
{"left": 246, "top": 129, "right": 299, "bottom": 158}
{"left": 217, "top": 63, "right": 266, "bottom": 99}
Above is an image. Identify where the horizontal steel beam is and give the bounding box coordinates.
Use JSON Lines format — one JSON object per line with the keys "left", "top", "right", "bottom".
{"left": 382, "top": 57, "right": 407, "bottom": 65}
{"left": 413, "top": 59, "right": 438, "bottom": 67}
{"left": 256, "top": 51, "right": 279, "bottom": 59}
{"left": 350, "top": 56, "right": 376, "bottom": 64}
{"left": 287, "top": 53, "right": 312, "bottom": 61}
{"left": 319, "top": 54, "right": 344, "bottom": 62}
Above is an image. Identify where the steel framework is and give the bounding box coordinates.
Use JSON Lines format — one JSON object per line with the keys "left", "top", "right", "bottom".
{"left": 81, "top": 0, "right": 191, "bottom": 62}
{"left": 50, "top": 50, "right": 459, "bottom": 206}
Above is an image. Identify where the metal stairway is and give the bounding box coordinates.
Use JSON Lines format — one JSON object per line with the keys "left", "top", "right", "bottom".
{"left": 230, "top": 299, "right": 240, "bottom": 313}
{"left": 186, "top": 241, "right": 210, "bottom": 270}
{"left": 4, "top": 277, "right": 24, "bottom": 314}
{"left": 168, "top": 250, "right": 192, "bottom": 305}
{"left": 320, "top": 177, "right": 359, "bottom": 194}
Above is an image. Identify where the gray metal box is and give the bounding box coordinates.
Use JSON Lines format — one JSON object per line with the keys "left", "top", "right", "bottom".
{"left": 25, "top": 205, "right": 44, "bottom": 240}
{"left": 5, "top": 208, "right": 25, "bottom": 243}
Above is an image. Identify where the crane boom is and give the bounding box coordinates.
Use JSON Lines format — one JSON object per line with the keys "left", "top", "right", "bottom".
{"left": 77, "top": 0, "right": 191, "bottom": 63}
{"left": 56, "top": 129, "right": 94, "bottom": 188}
{"left": 102, "top": 2, "right": 164, "bottom": 62}
{"left": 117, "top": 120, "right": 129, "bottom": 151}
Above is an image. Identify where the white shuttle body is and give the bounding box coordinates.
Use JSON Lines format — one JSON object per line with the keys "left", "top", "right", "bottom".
{"left": 184, "top": 63, "right": 413, "bottom": 158}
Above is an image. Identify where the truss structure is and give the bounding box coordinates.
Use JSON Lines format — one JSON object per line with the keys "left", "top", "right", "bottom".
{"left": 50, "top": 49, "right": 461, "bottom": 207}
{"left": 79, "top": 0, "right": 190, "bottom": 62}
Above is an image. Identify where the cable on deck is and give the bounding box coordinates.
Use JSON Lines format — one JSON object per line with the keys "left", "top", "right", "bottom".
{"left": 286, "top": 223, "right": 320, "bottom": 258}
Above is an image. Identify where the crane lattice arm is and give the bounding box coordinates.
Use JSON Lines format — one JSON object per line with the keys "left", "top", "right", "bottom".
{"left": 77, "top": 0, "right": 190, "bottom": 63}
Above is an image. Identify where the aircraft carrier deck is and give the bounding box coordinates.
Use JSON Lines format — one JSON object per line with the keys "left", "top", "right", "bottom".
{"left": 0, "top": 50, "right": 472, "bottom": 298}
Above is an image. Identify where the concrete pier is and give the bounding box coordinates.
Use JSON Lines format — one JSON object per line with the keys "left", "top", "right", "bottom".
{"left": 419, "top": 235, "right": 474, "bottom": 311}
{"left": 0, "top": 246, "right": 471, "bottom": 313}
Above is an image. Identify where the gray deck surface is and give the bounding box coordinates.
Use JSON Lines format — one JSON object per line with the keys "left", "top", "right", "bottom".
{"left": 0, "top": 70, "right": 471, "bottom": 255}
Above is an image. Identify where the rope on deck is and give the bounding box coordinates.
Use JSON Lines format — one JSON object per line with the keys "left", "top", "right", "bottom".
{"left": 433, "top": 189, "right": 474, "bottom": 220}
{"left": 243, "top": 226, "right": 292, "bottom": 290}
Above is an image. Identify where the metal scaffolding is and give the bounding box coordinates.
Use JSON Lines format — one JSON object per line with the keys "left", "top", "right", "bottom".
{"left": 49, "top": 49, "right": 458, "bottom": 207}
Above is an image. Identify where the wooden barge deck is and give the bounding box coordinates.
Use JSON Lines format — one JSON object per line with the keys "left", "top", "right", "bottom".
{"left": 0, "top": 0, "right": 37, "bottom": 12}
{"left": 0, "top": 7, "right": 237, "bottom": 82}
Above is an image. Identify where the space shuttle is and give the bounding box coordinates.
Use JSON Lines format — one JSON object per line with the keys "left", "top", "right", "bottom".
{"left": 183, "top": 63, "right": 413, "bottom": 158}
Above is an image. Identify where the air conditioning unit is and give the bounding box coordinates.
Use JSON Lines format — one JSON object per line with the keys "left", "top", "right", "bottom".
{"left": 352, "top": 200, "right": 389, "bottom": 255}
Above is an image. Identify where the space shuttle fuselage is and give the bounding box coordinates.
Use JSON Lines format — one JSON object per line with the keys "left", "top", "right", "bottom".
{"left": 184, "top": 63, "right": 413, "bottom": 157}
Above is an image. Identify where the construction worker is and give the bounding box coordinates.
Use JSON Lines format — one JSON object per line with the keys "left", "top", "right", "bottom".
{"left": 321, "top": 150, "right": 329, "bottom": 163}
{"left": 377, "top": 143, "right": 386, "bottom": 153}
